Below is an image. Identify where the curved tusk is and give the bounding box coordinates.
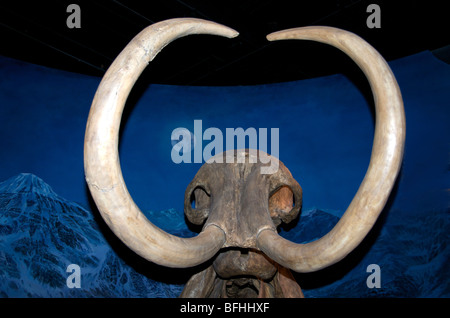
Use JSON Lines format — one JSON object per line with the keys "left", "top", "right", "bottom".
{"left": 84, "top": 18, "right": 238, "bottom": 268}
{"left": 257, "top": 26, "right": 406, "bottom": 273}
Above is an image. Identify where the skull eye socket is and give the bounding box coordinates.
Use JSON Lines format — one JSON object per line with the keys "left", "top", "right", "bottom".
{"left": 191, "top": 186, "right": 211, "bottom": 210}
{"left": 185, "top": 186, "right": 211, "bottom": 226}
{"left": 269, "top": 186, "right": 298, "bottom": 227}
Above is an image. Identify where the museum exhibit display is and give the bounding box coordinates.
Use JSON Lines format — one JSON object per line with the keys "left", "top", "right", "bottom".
{"left": 0, "top": 1, "right": 448, "bottom": 302}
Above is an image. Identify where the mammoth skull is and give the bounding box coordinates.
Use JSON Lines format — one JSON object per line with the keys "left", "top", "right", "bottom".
{"left": 84, "top": 18, "right": 405, "bottom": 297}
{"left": 181, "top": 150, "right": 304, "bottom": 297}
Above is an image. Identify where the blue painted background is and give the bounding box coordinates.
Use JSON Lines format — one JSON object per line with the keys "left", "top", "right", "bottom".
{"left": 0, "top": 49, "right": 449, "bottom": 297}
{"left": 0, "top": 51, "right": 448, "bottom": 216}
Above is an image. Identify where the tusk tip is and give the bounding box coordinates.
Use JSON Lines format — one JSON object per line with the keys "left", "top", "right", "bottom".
{"left": 192, "top": 18, "right": 239, "bottom": 39}
{"left": 266, "top": 31, "right": 283, "bottom": 42}
{"left": 266, "top": 28, "right": 308, "bottom": 42}
{"left": 227, "top": 30, "right": 240, "bottom": 39}
{"left": 220, "top": 27, "right": 239, "bottom": 39}
{"left": 266, "top": 26, "right": 345, "bottom": 42}
{"left": 266, "top": 27, "right": 307, "bottom": 42}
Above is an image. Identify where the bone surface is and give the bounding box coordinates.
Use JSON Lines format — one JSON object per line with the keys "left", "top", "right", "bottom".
{"left": 84, "top": 18, "right": 238, "bottom": 268}
{"left": 257, "top": 26, "right": 406, "bottom": 273}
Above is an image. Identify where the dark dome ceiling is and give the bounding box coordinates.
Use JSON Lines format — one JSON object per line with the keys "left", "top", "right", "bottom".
{"left": 1, "top": 0, "right": 448, "bottom": 85}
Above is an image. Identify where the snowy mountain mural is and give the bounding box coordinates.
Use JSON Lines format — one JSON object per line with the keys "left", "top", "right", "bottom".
{"left": 285, "top": 208, "right": 450, "bottom": 297}
{"left": 0, "top": 173, "right": 448, "bottom": 297}
{"left": 0, "top": 173, "right": 186, "bottom": 297}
